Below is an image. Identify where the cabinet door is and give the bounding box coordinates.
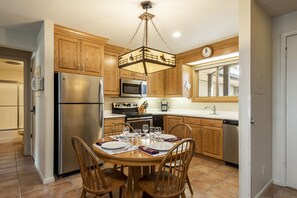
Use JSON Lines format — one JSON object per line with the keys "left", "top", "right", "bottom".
{"left": 54, "top": 34, "right": 80, "bottom": 72}
{"left": 201, "top": 126, "right": 223, "bottom": 159}
{"left": 81, "top": 41, "right": 104, "bottom": 76}
{"left": 119, "top": 69, "right": 135, "bottom": 79}
{"left": 134, "top": 72, "right": 146, "bottom": 80}
{"left": 192, "top": 125, "right": 202, "bottom": 154}
{"left": 164, "top": 116, "right": 183, "bottom": 134}
{"left": 104, "top": 117, "right": 125, "bottom": 137}
{"left": 165, "top": 60, "right": 182, "bottom": 96}
{"left": 104, "top": 53, "right": 120, "bottom": 95}
{"left": 147, "top": 71, "right": 165, "bottom": 97}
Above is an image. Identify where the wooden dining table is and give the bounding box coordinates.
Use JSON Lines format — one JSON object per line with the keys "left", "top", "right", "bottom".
{"left": 92, "top": 137, "right": 169, "bottom": 198}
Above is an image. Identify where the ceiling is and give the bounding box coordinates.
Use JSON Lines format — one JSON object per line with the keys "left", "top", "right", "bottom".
{"left": 256, "top": 0, "right": 297, "bottom": 17}
{"left": 0, "top": 58, "right": 24, "bottom": 71}
{"left": 0, "top": 0, "right": 239, "bottom": 53}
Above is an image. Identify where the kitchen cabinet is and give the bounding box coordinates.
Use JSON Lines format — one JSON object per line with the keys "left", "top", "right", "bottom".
{"left": 201, "top": 119, "right": 223, "bottom": 159}
{"left": 163, "top": 115, "right": 183, "bottom": 134}
{"left": 54, "top": 24, "right": 107, "bottom": 76}
{"left": 147, "top": 71, "right": 165, "bottom": 97}
{"left": 103, "top": 51, "right": 120, "bottom": 96}
{"left": 165, "top": 60, "right": 192, "bottom": 97}
{"left": 104, "top": 117, "right": 125, "bottom": 138}
{"left": 184, "top": 117, "right": 202, "bottom": 154}
{"left": 119, "top": 69, "right": 146, "bottom": 80}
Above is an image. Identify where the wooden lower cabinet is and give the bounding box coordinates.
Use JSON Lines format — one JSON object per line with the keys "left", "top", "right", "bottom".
{"left": 104, "top": 117, "right": 125, "bottom": 138}
{"left": 201, "top": 126, "right": 223, "bottom": 160}
{"left": 163, "top": 115, "right": 183, "bottom": 134}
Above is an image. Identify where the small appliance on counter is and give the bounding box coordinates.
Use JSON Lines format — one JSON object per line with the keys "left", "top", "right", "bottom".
{"left": 161, "top": 100, "right": 169, "bottom": 111}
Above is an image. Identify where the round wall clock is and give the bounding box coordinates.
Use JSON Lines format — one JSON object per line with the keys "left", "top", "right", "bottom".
{"left": 201, "top": 46, "right": 213, "bottom": 58}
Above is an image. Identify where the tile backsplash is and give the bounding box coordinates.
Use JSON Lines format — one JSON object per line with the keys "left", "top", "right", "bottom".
{"left": 104, "top": 97, "right": 238, "bottom": 112}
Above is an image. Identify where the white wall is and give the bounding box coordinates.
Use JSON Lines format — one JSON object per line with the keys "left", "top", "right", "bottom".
{"left": 251, "top": 1, "right": 273, "bottom": 196}
{"left": 34, "top": 20, "right": 55, "bottom": 184}
{"left": 0, "top": 27, "right": 37, "bottom": 52}
{"left": 272, "top": 11, "right": 297, "bottom": 186}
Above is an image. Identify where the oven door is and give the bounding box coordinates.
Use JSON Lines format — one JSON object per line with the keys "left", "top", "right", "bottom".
{"left": 126, "top": 117, "right": 153, "bottom": 130}
{"left": 120, "top": 79, "right": 147, "bottom": 98}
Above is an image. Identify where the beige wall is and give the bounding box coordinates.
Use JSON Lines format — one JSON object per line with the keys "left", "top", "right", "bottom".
{"left": 251, "top": 0, "right": 273, "bottom": 196}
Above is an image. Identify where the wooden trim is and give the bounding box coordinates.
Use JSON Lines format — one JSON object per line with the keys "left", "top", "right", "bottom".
{"left": 176, "top": 36, "right": 239, "bottom": 64}
{"left": 104, "top": 44, "right": 125, "bottom": 55}
{"left": 192, "top": 96, "right": 238, "bottom": 103}
{"left": 54, "top": 24, "right": 108, "bottom": 45}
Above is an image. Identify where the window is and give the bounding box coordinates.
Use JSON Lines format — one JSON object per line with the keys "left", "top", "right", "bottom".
{"left": 192, "top": 56, "right": 239, "bottom": 102}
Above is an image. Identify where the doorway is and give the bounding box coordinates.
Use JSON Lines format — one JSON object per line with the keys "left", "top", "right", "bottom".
{"left": 286, "top": 34, "right": 297, "bottom": 190}
{"left": 0, "top": 47, "right": 32, "bottom": 156}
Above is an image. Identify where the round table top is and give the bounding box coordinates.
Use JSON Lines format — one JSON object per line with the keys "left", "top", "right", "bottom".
{"left": 93, "top": 137, "right": 167, "bottom": 166}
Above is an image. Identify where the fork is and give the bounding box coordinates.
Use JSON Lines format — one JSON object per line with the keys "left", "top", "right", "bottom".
{"left": 112, "top": 145, "right": 133, "bottom": 153}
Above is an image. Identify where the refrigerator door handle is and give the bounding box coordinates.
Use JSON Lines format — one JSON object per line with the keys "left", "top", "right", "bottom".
{"left": 99, "top": 78, "right": 104, "bottom": 103}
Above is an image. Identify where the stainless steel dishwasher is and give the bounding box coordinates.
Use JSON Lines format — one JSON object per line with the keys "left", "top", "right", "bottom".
{"left": 223, "top": 119, "right": 239, "bottom": 165}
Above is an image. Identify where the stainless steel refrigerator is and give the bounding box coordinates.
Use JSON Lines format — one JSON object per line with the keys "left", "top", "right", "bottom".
{"left": 54, "top": 72, "right": 104, "bottom": 176}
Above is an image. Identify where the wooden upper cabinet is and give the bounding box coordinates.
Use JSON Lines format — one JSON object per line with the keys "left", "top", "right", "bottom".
{"left": 103, "top": 52, "right": 120, "bottom": 96}
{"left": 54, "top": 34, "right": 80, "bottom": 72}
{"left": 165, "top": 60, "right": 192, "bottom": 97}
{"left": 119, "top": 69, "right": 146, "bottom": 80}
{"left": 81, "top": 41, "right": 104, "bottom": 76}
{"left": 54, "top": 24, "right": 108, "bottom": 76}
{"left": 147, "top": 71, "right": 165, "bottom": 97}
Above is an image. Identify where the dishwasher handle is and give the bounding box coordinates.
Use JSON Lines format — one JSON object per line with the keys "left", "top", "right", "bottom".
{"left": 223, "top": 119, "right": 238, "bottom": 126}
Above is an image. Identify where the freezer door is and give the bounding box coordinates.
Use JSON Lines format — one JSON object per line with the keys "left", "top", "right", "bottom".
{"left": 58, "top": 72, "right": 103, "bottom": 104}
{"left": 58, "top": 103, "right": 103, "bottom": 175}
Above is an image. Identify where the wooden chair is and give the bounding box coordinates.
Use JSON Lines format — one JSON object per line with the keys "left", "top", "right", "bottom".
{"left": 71, "top": 136, "right": 127, "bottom": 198}
{"left": 168, "top": 123, "right": 193, "bottom": 139}
{"left": 168, "top": 123, "right": 194, "bottom": 195}
{"left": 138, "top": 139, "right": 196, "bottom": 198}
{"left": 111, "top": 122, "right": 134, "bottom": 172}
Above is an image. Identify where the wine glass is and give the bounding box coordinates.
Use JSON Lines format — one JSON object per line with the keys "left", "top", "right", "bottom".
{"left": 142, "top": 124, "right": 149, "bottom": 139}
{"left": 154, "top": 127, "right": 162, "bottom": 142}
{"left": 134, "top": 129, "right": 142, "bottom": 146}
{"left": 123, "top": 126, "right": 130, "bottom": 143}
{"left": 149, "top": 126, "right": 155, "bottom": 141}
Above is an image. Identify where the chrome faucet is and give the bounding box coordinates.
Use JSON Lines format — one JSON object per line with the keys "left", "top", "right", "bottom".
{"left": 204, "top": 105, "right": 217, "bottom": 115}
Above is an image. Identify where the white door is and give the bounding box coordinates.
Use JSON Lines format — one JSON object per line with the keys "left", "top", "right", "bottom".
{"left": 286, "top": 34, "right": 297, "bottom": 190}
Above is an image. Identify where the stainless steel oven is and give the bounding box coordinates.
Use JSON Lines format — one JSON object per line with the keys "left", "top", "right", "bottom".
{"left": 120, "top": 79, "right": 147, "bottom": 98}
{"left": 126, "top": 116, "right": 153, "bottom": 130}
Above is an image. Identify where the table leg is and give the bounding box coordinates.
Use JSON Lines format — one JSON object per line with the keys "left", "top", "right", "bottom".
{"left": 127, "top": 166, "right": 133, "bottom": 198}
{"left": 133, "top": 166, "right": 142, "bottom": 198}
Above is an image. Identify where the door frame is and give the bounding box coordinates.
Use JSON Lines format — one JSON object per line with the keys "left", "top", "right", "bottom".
{"left": 0, "top": 46, "right": 32, "bottom": 155}
{"left": 279, "top": 31, "right": 297, "bottom": 186}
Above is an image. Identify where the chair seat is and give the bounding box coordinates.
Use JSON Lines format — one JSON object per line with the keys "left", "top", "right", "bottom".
{"left": 138, "top": 172, "right": 185, "bottom": 198}
{"left": 165, "top": 160, "right": 182, "bottom": 168}
{"left": 84, "top": 168, "right": 127, "bottom": 195}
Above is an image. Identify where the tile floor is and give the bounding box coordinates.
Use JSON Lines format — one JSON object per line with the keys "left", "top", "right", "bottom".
{"left": 0, "top": 142, "right": 240, "bottom": 198}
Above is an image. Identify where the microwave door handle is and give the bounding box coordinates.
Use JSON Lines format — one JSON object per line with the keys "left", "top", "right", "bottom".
{"left": 140, "top": 81, "right": 143, "bottom": 97}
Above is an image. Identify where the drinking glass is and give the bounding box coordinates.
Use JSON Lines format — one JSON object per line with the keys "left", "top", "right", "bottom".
{"left": 142, "top": 124, "right": 149, "bottom": 139}
{"left": 149, "top": 126, "right": 155, "bottom": 141}
{"left": 123, "top": 126, "right": 130, "bottom": 143}
{"left": 134, "top": 129, "right": 142, "bottom": 146}
{"left": 154, "top": 127, "right": 162, "bottom": 142}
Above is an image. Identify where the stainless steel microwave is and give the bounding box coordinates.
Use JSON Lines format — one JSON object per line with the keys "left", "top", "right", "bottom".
{"left": 120, "top": 79, "right": 147, "bottom": 98}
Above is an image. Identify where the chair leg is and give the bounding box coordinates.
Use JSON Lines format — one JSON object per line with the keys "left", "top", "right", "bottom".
{"left": 113, "top": 164, "right": 118, "bottom": 169}
{"left": 181, "top": 191, "right": 186, "bottom": 198}
{"left": 120, "top": 185, "right": 126, "bottom": 198}
{"left": 109, "top": 191, "right": 113, "bottom": 198}
{"left": 80, "top": 189, "right": 87, "bottom": 198}
{"left": 186, "top": 174, "right": 193, "bottom": 195}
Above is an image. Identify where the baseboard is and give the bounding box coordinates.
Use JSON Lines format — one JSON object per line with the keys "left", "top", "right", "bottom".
{"left": 273, "top": 179, "right": 284, "bottom": 186}
{"left": 35, "top": 163, "right": 55, "bottom": 184}
{"left": 254, "top": 179, "right": 273, "bottom": 198}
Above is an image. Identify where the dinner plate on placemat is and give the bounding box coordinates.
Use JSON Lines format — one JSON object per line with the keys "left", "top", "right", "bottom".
{"left": 161, "top": 134, "right": 176, "bottom": 140}
{"left": 149, "top": 142, "right": 174, "bottom": 151}
{"left": 101, "top": 142, "right": 128, "bottom": 150}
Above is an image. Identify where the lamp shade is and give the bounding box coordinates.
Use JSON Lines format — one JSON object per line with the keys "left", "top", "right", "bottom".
{"left": 118, "top": 46, "right": 176, "bottom": 75}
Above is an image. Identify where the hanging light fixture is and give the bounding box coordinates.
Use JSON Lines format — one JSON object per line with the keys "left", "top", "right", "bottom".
{"left": 118, "top": 1, "right": 176, "bottom": 75}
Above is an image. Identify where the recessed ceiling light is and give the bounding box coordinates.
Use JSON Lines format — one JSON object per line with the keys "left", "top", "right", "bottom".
{"left": 172, "top": 32, "right": 181, "bottom": 38}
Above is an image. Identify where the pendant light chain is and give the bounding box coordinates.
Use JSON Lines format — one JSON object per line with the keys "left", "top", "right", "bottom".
{"left": 150, "top": 19, "right": 174, "bottom": 53}
{"left": 121, "top": 20, "right": 143, "bottom": 54}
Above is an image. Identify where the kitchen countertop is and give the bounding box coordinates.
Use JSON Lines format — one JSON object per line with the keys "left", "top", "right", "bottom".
{"left": 104, "top": 109, "right": 238, "bottom": 120}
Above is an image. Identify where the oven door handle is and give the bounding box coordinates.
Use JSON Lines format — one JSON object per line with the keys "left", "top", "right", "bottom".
{"left": 126, "top": 116, "right": 153, "bottom": 121}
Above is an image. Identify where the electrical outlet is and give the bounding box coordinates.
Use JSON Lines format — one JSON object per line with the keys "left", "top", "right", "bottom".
{"left": 262, "top": 165, "right": 266, "bottom": 175}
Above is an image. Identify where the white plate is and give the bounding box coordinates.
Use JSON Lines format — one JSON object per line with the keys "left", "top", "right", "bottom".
{"left": 161, "top": 134, "right": 176, "bottom": 140}
{"left": 101, "top": 142, "right": 128, "bottom": 150}
{"left": 149, "top": 142, "right": 174, "bottom": 151}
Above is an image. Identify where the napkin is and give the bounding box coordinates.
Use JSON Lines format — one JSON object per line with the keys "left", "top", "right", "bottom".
{"left": 164, "top": 137, "right": 182, "bottom": 142}
{"left": 95, "top": 140, "right": 117, "bottom": 146}
{"left": 138, "top": 146, "right": 159, "bottom": 155}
